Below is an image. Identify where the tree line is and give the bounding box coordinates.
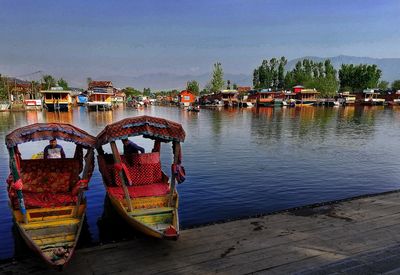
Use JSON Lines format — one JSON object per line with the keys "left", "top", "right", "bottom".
{"left": 252, "top": 57, "right": 400, "bottom": 97}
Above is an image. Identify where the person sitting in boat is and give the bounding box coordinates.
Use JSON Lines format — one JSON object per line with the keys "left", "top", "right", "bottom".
{"left": 122, "top": 138, "right": 145, "bottom": 154}
{"left": 43, "top": 138, "right": 66, "bottom": 159}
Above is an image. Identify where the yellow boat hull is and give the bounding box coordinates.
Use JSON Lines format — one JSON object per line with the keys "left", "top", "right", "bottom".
{"left": 12, "top": 203, "right": 86, "bottom": 268}
{"left": 107, "top": 191, "right": 180, "bottom": 239}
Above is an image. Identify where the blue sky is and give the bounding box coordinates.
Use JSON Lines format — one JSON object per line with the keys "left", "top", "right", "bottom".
{"left": 0, "top": 0, "right": 399, "bottom": 88}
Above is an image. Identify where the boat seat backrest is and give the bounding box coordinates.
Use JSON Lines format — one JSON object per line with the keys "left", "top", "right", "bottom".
{"left": 113, "top": 152, "right": 163, "bottom": 186}
{"left": 98, "top": 153, "right": 164, "bottom": 187}
{"left": 19, "top": 159, "right": 80, "bottom": 193}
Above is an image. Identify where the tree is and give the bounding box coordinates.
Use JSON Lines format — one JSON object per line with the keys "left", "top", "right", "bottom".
{"left": 86, "top": 77, "right": 92, "bottom": 86}
{"left": 232, "top": 83, "right": 238, "bottom": 90}
{"left": 143, "top": 88, "right": 151, "bottom": 96}
{"left": 0, "top": 74, "right": 8, "bottom": 100}
{"left": 377, "top": 81, "right": 389, "bottom": 90}
{"left": 123, "top": 87, "right": 141, "bottom": 97}
{"left": 339, "top": 64, "right": 382, "bottom": 92}
{"left": 200, "top": 82, "right": 212, "bottom": 95}
{"left": 186, "top": 80, "right": 200, "bottom": 95}
{"left": 58, "top": 78, "right": 69, "bottom": 90}
{"left": 277, "top": 56, "right": 287, "bottom": 89}
{"left": 284, "top": 58, "right": 339, "bottom": 97}
{"left": 392, "top": 80, "right": 400, "bottom": 91}
{"left": 211, "top": 62, "right": 224, "bottom": 92}
{"left": 42, "top": 75, "right": 56, "bottom": 90}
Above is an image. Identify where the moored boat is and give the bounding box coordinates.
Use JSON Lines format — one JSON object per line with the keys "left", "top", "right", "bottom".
{"left": 41, "top": 87, "right": 72, "bottom": 111}
{"left": 5, "top": 123, "right": 96, "bottom": 268}
{"left": 96, "top": 116, "right": 186, "bottom": 239}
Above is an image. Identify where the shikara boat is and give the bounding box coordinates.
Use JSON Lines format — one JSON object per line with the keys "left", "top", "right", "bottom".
{"left": 5, "top": 123, "right": 96, "bottom": 268}
{"left": 96, "top": 115, "right": 186, "bottom": 239}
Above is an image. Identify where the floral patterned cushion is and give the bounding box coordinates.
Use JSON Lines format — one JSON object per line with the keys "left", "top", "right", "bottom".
{"left": 122, "top": 153, "right": 163, "bottom": 186}
{"left": 19, "top": 159, "right": 80, "bottom": 193}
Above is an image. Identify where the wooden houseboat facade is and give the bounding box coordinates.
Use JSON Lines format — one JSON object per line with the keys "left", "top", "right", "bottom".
{"left": 41, "top": 87, "right": 72, "bottom": 111}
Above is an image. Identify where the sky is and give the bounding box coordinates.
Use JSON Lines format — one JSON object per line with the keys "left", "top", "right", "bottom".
{"left": 0, "top": 0, "right": 399, "bottom": 88}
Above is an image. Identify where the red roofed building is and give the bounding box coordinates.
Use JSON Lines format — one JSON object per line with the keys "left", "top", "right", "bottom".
{"left": 293, "top": 85, "right": 304, "bottom": 93}
{"left": 179, "top": 90, "right": 196, "bottom": 107}
{"left": 88, "top": 81, "right": 113, "bottom": 93}
{"left": 237, "top": 86, "right": 251, "bottom": 93}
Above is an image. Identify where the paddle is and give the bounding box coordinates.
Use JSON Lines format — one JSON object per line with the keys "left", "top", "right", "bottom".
{"left": 110, "top": 141, "right": 133, "bottom": 212}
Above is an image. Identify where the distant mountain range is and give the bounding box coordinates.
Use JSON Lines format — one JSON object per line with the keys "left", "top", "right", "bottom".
{"left": 97, "top": 55, "right": 400, "bottom": 90}
{"left": 7, "top": 55, "right": 400, "bottom": 90}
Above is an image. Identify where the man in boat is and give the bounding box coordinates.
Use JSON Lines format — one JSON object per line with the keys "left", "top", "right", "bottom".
{"left": 122, "top": 138, "right": 145, "bottom": 155}
{"left": 43, "top": 138, "right": 66, "bottom": 159}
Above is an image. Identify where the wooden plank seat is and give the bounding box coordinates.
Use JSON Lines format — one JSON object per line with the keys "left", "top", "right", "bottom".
{"left": 98, "top": 152, "right": 170, "bottom": 198}
{"left": 10, "top": 158, "right": 81, "bottom": 209}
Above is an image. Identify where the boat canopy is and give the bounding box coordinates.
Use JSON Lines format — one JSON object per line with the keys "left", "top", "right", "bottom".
{"left": 96, "top": 115, "right": 185, "bottom": 146}
{"left": 5, "top": 123, "right": 97, "bottom": 149}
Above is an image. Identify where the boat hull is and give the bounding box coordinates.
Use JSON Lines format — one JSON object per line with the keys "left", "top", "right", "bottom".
{"left": 11, "top": 204, "right": 86, "bottom": 269}
{"left": 105, "top": 189, "right": 180, "bottom": 239}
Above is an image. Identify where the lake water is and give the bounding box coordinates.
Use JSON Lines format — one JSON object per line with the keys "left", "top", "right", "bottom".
{"left": 1, "top": 105, "right": 400, "bottom": 260}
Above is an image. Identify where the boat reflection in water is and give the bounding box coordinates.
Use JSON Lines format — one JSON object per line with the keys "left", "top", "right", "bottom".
{"left": 97, "top": 195, "right": 141, "bottom": 243}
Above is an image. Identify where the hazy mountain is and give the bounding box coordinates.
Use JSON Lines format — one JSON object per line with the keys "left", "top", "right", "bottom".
{"left": 287, "top": 55, "right": 400, "bottom": 82}
{"left": 97, "top": 72, "right": 251, "bottom": 90}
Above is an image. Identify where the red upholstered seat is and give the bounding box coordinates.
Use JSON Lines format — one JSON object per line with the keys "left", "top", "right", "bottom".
{"left": 8, "top": 159, "right": 81, "bottom": 209}
{"left": 12, "top": 192, "right": 77, "bottom": 209}
{"left": 107, "top": 183, "right": 170, "bottom": 199}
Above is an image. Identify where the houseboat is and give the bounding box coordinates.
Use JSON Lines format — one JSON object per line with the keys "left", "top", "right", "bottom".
{"left": 385, "top": 91, "right": 400, "bottom": 106}
{"left": 295, "top": 89, "right": 319, "bottom": 106}
{"left": 86, "top": 91, "right": 113, "bottom": 111}
{"left": 221, "top": 89, "right": 239, "bottom": 107}
{"left": 361, "top": 89, "right": 385, "bottom": 105}
{"left": 257, "top": 89, "right": 274, "bottom": 107}
{"left": 41, "top": 87, "right": 72, "bottom": 111}
{"left": 86, "top": 80, "right": 114, "bottom": 111}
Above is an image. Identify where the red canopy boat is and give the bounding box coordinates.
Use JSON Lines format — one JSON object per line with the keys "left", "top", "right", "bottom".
{"left": 5, "top": 123, "right": 96, "bottom": 269}
{"left": 96, "top": 115, "right": 186, "bottom": 239}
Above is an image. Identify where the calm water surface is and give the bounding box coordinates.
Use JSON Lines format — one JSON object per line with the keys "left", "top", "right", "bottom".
{"left": 1, "top": 105, "right": 400, "bottom": 259}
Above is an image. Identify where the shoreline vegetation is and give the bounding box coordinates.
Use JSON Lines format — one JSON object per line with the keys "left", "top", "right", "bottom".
{"left": 1, "top": 57, "right": 400, "bottom": 112}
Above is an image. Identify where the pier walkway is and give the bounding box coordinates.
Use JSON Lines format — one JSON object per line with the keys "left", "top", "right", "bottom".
{"left": 2, "top": 191, "right": 400, "bottom": 274}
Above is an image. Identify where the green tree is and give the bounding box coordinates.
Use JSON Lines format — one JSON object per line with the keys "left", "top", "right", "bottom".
{"left": 377, "top": 81, "right": 389, "bottom": 90}
{"left": 392, "top": 80, "right": 400, "bottom": 91}
{"left": 186, "top": 80, "right": 200, "bottom": 95}
{"left": 211, "top": 62, "right": 224, "bottom": 92}
{"left": 42, "top": 75, "right": 56, "bottom": 90}
{"left": 58, "top": 78, "right": 69, "bottom": 90}
{"left": 232, "top": 83, "right": 238, "bottom": 90}
{"left": 339, "top": 64, "right": 382, "bottom": 92}
{"left": 123, "top": 87, "right": 141, "bottom": 97}
{"left": 277, "top": 56, "right": 287, "bottom": 89}
{"left": 0, "top": 74, "right": 8, "bottom": 100}
{"left": 143, "top": 88, "right": 151, "bottom": 96}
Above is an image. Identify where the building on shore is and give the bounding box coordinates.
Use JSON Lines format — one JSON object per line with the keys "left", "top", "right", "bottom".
{"left": 41, "top": 86, "right": 72, "bottom": 111}
{"left": 178, "top": 90, "right": 196, "bottom": 107}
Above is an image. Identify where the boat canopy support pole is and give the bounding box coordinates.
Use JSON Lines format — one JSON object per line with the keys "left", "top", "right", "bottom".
{"left": 73, "top": 148, "right": 94, "bottom": 217}
{"left": 110, "top": 141, "right": 133, "bottom": 212}
{"left": 169, "top": 141, "right": 180, "bottom": 206}
{"left": 9, "top": 147, "right": 28, "bottom": 224}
